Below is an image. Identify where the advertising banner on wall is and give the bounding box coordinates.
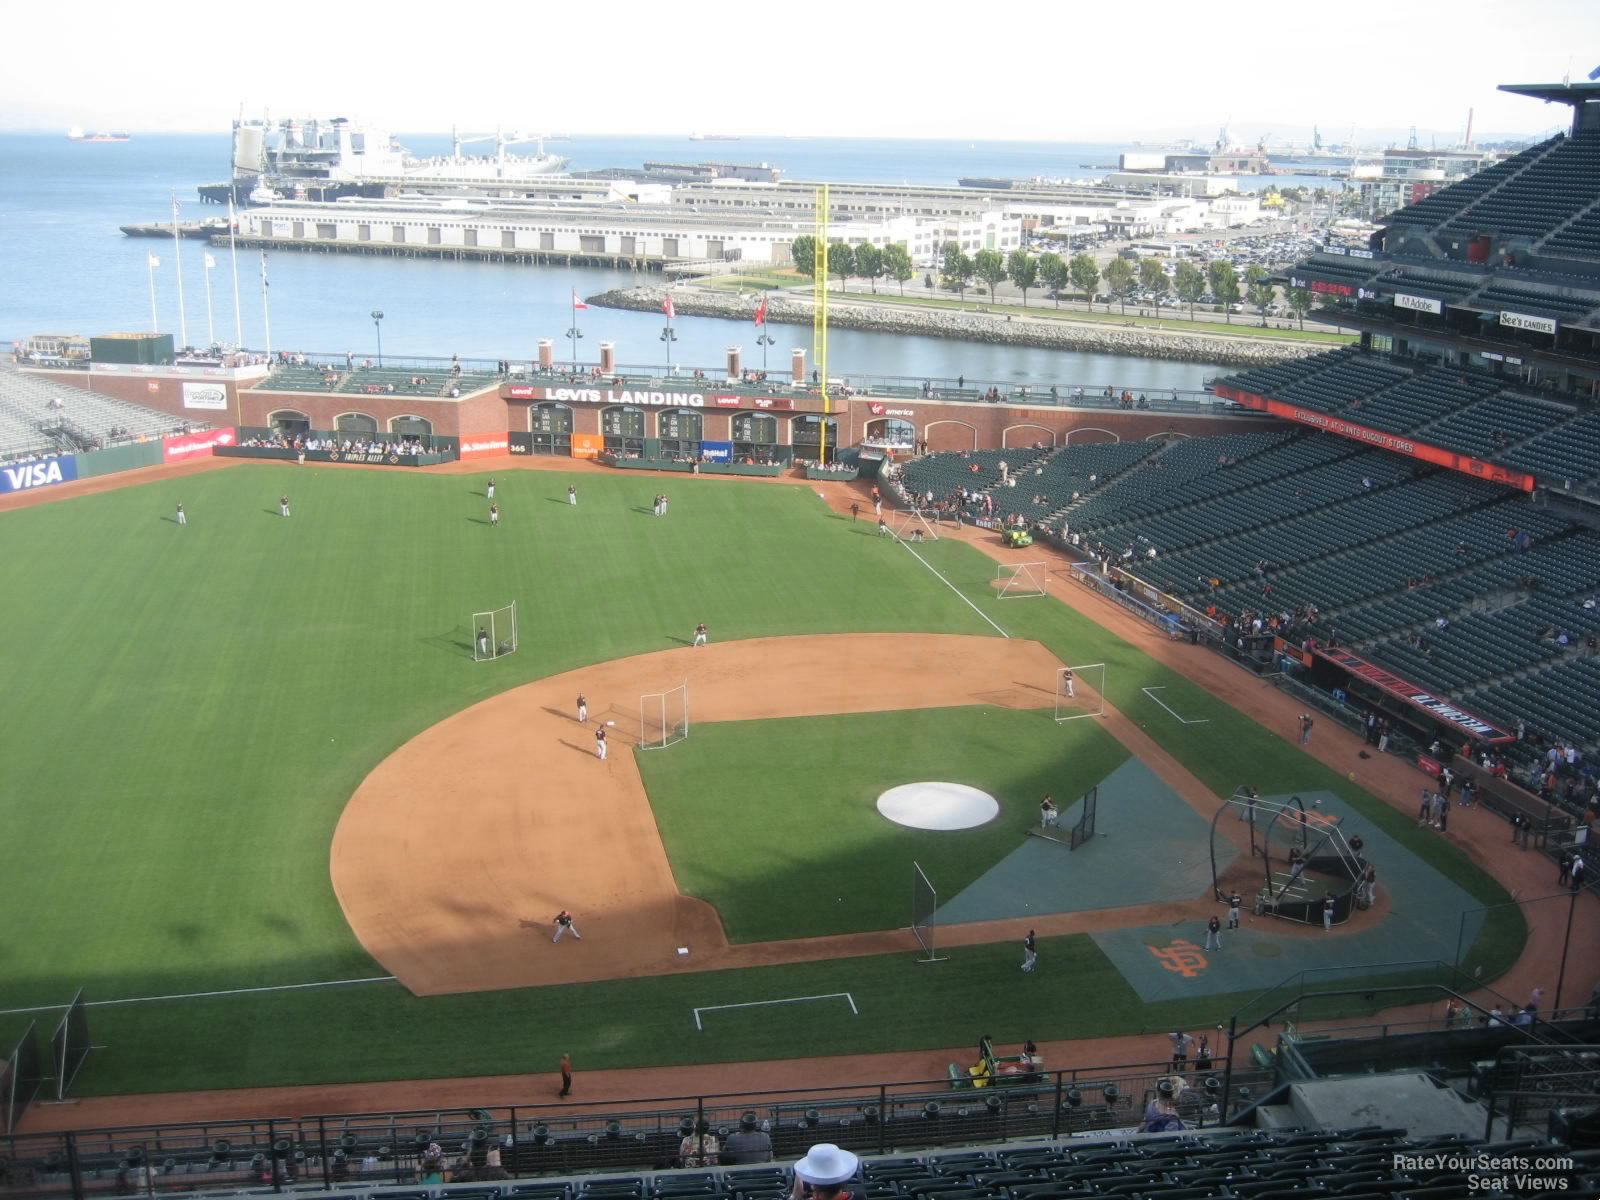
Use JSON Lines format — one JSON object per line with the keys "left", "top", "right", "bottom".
{"left": 161, "top": 428, "right": 237, "bottom": 463}
{"left": 1212, "top": 385, "right": 1536, "bottom": 491}
{"left": 1318, "top": 646, "right": 1512, "bottom": 742}
{"left": 0, "top": 454, "right": 77, "bottom": 494}
{"left": 571, "top": 433, "right": 603, "bottom": 460}
{"left": 181, "top": 382, "right": 229, "bottom": 411}
{"left": 508, "top": 432, "right": 533, "bottom": 454}
{"left": 458, "top": 434, "right": 510, "bottom": 460}
{"left": 700, "top": 440, "right": 733, "bottom": 462}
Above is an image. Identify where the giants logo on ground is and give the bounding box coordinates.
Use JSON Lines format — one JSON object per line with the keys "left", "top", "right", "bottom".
{"left": 0, "top": 455, "right": 77, "bottom": 493}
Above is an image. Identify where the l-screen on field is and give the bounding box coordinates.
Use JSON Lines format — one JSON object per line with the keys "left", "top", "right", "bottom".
{"left": 0, "top": 464, "right": 1523, "bottom": 1096}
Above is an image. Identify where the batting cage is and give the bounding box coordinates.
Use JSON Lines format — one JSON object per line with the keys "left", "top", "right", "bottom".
{"left": 639, "top": 682, "right": 689, "bottom": 750}
{"left": 911, "top": 861, "right": 947, "bottom": 962}
{"left": 471, "top": 602, "right": 518, "bottom": 661}
{"left": 891, "top": 508, "right": 941, "bottom": 542}
{"left": 995, "top": 561, "right": 1047, "bottom": 599}
{"left": 50, "top": 988, "right": 90, "bottom": 1102}
{"left": 2, "top": 1021, "right": 43, "bottom": 1134}
{"left": 1069, "top": 785, "right": 1099, "bottom": 850}
{"left": 1209, "top": 789, "right": 1364, "bottom": 926}
{"left": 1054, "top": 662, "right": 1106, "bottom": 722}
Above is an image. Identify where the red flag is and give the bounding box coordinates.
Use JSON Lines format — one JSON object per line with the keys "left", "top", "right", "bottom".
{"left": 572, "top": 290, "right": 589, "bottom": 310}
{"left": 754, "top": 295, "right": 768, "bottom": 326}
{"left": 662, "top": 294, "right": 676, "bottom": 320}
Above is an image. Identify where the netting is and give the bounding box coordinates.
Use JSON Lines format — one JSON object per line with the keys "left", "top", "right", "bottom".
{"left": 1069, "top": 785, "right": 1099, "bottom": 850}
{"left": 639, "top": 682, "right": 689, "bottom": 750}
{"left": 912, "top": 862, "right": 946, "bottom": 962}
{"left": 996, "top": 561, "right": 1047, "bottom": 598}
{"left": 1054, "top": 663, "right": 1106, "bottom": 722}
{"left": 50, "top": 989, "right": 89, "bottom": 1101}
{"left": 472, "top": 603, "right": 517, "bottom": 661}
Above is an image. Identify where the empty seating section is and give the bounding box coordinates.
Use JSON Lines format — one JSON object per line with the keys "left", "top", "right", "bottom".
{"left": 1221, "top": 348, "right": 1355, "bottom": 399}
{"left": 1298, "top": 256, "right": 1376, "bottom": 286}
{"left": 1271, "top": 355, "right": 1410, "bottom": 415}
{"left": 1130, "top": 471, "right": 1499, "bottom": 599}
{"left": 1063, "top": 432, "right": 1295, "bottom": 528}
{"left": 1208, "top": 501, "right": 1567, "bottom": 624}
{"left": 264, "top": 365, "right": 342, "bottom": 392}
{"left": 1422, "top": 391, "right": 1575, "bottom": 459}
{"left": 1379, "top": 268, "right": 1478, "bottom": 304}
{"left": 1475, "top": 657, "right": 1600, "bottom": 751}
{"left": 1470, "top": 282, "right": 1596, "bottom": 320}
{"left": 2, "top": 363, "right": 197, "bottom": 456}
{"left": 1383, "top": 139, "right": 1558, "bottom": 229}
{"left": 1347, "top": 370, "right": 1499, "bottom": 435}
{"left": 993, "top": 442, "right": 1157, "bottom": 521}
{"left": 1443, "top": 131, "right": 1600, "bottom": 240}
{"left": 897, "top": 447, "right": 1049, "bottom": 504}
{"left": 1499, "top": 410, "right": 1600, "bottom": 484}
{"left": 1543, "top": 198, "right": 1600, "bottom": 260}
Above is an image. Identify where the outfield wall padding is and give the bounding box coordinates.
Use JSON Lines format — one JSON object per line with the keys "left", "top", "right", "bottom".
{"left": 76, "top": 441, "right": 166, "bottom": 478}
{"left": 597, "top": 455, "right": 783, "bottom": 477}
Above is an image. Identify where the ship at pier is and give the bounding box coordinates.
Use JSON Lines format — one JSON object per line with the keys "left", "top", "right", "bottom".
{"left": 199, "top": 115, "right": 570, "bottom": 206}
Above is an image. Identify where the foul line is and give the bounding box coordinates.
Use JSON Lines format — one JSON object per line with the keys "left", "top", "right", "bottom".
{"left": 1140, "top": 686, "right": 1211, "bottom": 725}
{"left": 693, "top": 992, "right": 857, "bottom": 1031}
{"left": 894, "top": 540, "right": 1010, "bottom": 639}
{"left": 0, "top": 975, "right": 397, "bottom": 1016}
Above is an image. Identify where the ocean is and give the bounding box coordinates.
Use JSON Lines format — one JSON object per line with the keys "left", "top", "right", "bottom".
{"left": 0, "top": 131, "right": 1304, "bottom": 389}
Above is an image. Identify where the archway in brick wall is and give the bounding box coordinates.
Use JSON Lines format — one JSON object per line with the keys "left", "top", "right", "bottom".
{"left": 924, "top": 419, "right": 977, "bottom": 452}
{"left": 1003, "top": 423, "right": 1056, "bottom": 448}
{"left": 1063, "top": 427, "right": 1118, "bottom": 445}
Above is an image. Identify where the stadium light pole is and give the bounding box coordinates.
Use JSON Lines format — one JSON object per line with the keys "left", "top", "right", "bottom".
{"left": 371, "top": 310, "right": 384, "bottom": 367}
{"left": 756, "top": 330, "right": 776, "bottom": 376}
{"left": 566, "top": 326, "right": 583, "bottom": 371}
{"left": 659, "top": 325, "right": 677, "bottom": 375}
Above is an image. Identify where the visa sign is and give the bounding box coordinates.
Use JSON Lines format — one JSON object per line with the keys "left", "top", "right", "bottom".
{"left": 0, "top": 455, "right": 77, "bottom": 494}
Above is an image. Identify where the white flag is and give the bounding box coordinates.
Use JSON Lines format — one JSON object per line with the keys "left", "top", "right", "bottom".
{"left": 148, "top": 254, "right": 161, "bottom": 267}
{"left": 204, "top": 253, "right": 216, "bottom": 268}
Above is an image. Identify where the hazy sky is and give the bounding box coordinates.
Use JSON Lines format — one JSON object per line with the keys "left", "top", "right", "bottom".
{"left": 5, "top": 0, "right": 1594, "bottom": 142}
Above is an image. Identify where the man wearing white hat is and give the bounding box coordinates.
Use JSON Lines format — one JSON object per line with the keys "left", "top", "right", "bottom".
{"left": 790, "top": 1144, "right": 860, "bottom": 1200}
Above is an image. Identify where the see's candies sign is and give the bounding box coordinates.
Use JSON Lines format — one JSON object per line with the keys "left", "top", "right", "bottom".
{"left": 0, "top": 455, "right": 77, "bottom": 494}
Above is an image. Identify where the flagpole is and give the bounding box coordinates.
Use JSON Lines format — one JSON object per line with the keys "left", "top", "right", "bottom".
{"left": 171, "top": 192, "right": 189, "bottom": 348}
{"left": 227, "top": 195, "right": 244, "bottom": 348}
{"left": 147, "top": 255, "right": 160, "bottom": 333}
{"left": 203, "top": 253, "right": 216, "bottom": 347}
{"left": 571, "top": 288, "right": 578, "bottom": 372}
{"left": 259, "top": 251, "right": 273, "bottom": 362}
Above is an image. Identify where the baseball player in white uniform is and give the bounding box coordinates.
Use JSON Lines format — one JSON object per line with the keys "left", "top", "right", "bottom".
{"left": 279, "top": 495, "right": 291, "bottom": 518}
{"left": 567, "top": 485, "right": 577, "bottom": 505}
{"left": 489, "top": 502, "right": 500, "bottom": 527}
{"left": 477, "top": 628, "right": 490, "bottom": 658}
{"left": 693, "top": 622, "right": 708, "bottom": 647}
{"left": 487, "top": 478, "right": 496, "bottom": 499}
{"left": 595, "top": 726, "right": 608, "bottom": 760}
{"left": 1062, "top": 669, "right": 1075, "bottom": 698}
{"left": 176, "top": 502, "right": 187, "bottom": 526}
{"left": 576, "top": 693, "right": 588, "bottom": 723}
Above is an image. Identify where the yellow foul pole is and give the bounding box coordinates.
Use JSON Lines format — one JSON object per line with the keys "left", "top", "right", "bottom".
{"left": 813, "top": 185, "right": 829, "bottom": 463}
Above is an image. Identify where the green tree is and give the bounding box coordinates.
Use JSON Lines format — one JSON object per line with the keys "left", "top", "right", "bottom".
{"left": 974, "top": 248, "right": 1007, "bottom": 301}
{"left": 1139, "top": 257, "right": 1169, "bottom": 307}
{"left": 883, "top": 243, "right": 914, "bottom": 296}
{"left": 942, "top": 242, "right": 974, "bottom": 299}
{"left": 829, "top": 241, "right": 854, "bottom": 292}
{"left": 1245, "top": 265, "right": 1276, "bottom": 326}
{"left": 791, "top": 234, "right": 816, "bottom": 278}
{"left": 1103, "top": 257, "right": 1137, "bottom": 314}
{"left": 1173, "top": 259, "right": 1206, "bottom": 321}
{"left": 1287, "top": 285, "right": 1314, "bottom": 330}
{"left": 853, "top": 243, "right": 883, "bottom": 294}
{"left": 1207, "top": 259, "right": 1241, "bottom": 324}
{"left": 1037, "top": 251, "right": 1068, "bottom": 307}
{"left": 1007, "top": 250, "right": 1038, "bottom": 306}
{"left": 1068, "top": 252, "right": 1100, "bottom": 305}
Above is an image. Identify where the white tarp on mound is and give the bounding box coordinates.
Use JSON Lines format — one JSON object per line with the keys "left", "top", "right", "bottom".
{"left": 877, "top": 782, "right": 998, "bottom": 830}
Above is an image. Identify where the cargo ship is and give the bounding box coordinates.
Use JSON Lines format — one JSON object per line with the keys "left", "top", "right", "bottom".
{"left": 68, "top": 127, "right": 130, "bottom": 142}
{"left": 198, "top": 115, "right": 569, "bottom": 206}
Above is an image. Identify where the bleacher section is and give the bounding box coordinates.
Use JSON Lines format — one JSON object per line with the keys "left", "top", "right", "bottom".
{"left": 2, "top": 363, "right": 198, "bottom": 457}
{"left": 1441, "top": 130, "right": 1600, "bottom": 241}
{"left": 262, "top": 365, "right": 503, "bottom": 397}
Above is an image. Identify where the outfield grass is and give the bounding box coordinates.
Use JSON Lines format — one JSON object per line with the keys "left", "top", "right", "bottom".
{"left": 638, "top": 707, "right": 1128, "bottom": 942}
{"left": 0, "top": 470, "right": 1523, "bottom": 1096}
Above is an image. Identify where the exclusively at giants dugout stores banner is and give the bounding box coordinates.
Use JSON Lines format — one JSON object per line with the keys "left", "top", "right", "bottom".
{"left": 1212, "top": 385, "right": 1537, "bottom": 492}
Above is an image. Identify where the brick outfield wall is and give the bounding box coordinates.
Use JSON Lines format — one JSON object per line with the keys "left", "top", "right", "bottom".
{"left": 33, "top": 372, "right": 1286, "bottom": 448}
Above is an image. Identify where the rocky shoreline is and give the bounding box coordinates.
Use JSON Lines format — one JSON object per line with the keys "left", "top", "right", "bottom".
{"left": 587, "top": 286, "right": 1324, "bottom": 367}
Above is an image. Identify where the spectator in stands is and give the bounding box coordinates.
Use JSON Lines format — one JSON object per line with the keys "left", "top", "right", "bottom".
{"left": 679, "top": 1120, "right": 719, "bottom": 1168}
{"left": 418, "top": 1144, "right": 448, "bottom": 1184}
{"left": 1141, "top": 1078, "right": 1185, "bottom": 1132}
{"left": 724, "top": 1113, "right": 774, "bottom": 1164}
{"left": 789, "top": 1143, "right": 860, "bottom": 1200}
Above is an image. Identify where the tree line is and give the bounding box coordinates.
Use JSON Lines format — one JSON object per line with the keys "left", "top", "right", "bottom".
{"left": 790, "top": 236, "right": 1320, "bottom": 329}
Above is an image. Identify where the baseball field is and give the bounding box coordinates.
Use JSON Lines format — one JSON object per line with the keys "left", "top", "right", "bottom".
{"left": 0, "top": 462, "right": 1524, "bottom": 1098}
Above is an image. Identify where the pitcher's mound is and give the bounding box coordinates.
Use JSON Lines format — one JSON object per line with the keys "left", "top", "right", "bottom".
{"left": 877, "top": 782, "right": 999, "bottom": 830}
